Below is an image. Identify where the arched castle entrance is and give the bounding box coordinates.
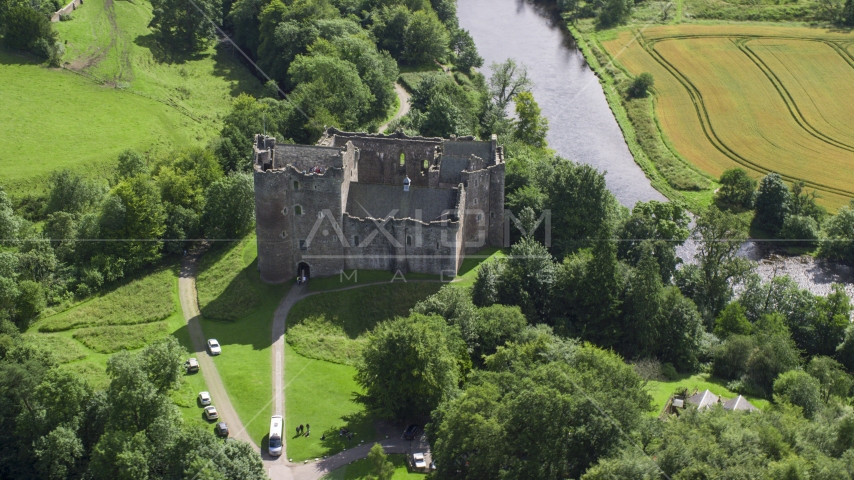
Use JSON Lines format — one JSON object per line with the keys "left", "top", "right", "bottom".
{"left": 297, "top": 262, "right": 310, "bottom": 280}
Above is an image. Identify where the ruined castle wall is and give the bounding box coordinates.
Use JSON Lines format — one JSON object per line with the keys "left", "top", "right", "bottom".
{"left": 254, "top": 170, "right": 292, "bottom": 284}
{"left": 333, "top": 136, "right": 440, "bottom": 187}
{"left": 274, "top": 145, "right": 343, "bottom": 170}
{"left": 488, "top": 163, "right": 506, "bottom": 247}
{"left": 290, "top": 167, "right": 346, "bottom": 278}
{"left": 461, "top": 169, "right": 492, "bottom": 254}
{"left": 341, "top": 216, "right": 459, "bottom": 276}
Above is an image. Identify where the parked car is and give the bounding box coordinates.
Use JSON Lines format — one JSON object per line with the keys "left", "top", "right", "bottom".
{"left": 215, "top": 422, "right": 229, "bottom": 438}
{"left": 403, "top": 424, "right": 421, "bottom": 440}
{"left": 185, "top": 358, "right": 199, "bottom": 373}
{"left": 198, "top": 391, "right": 211, "bottom": 406}
{"left": 204, "top": 406, "right": 219, "bottom": 420}
{"left": 207, "top": 339, "right": 221, "bottom": 355}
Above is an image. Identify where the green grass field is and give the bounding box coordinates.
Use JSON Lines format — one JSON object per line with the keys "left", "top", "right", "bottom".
{"left": 601, "top": 25, "right": 854, "bottom": 210}
{"left": 24, "top": 262, "right": 213, "bottom": 430}
{"left": 285, "top": 343, "right": 375, "bottom": 462}
{"left": 0, "top": 0, "right": 263, "bottom": 197}
{"left": 195, "top": 237, "right": 290, "bottom": 445}
{"left": 308, "top": 270, "right": 441, "bottom": 292}
{"left": 322, "top": 454, "right": 426, "bottom": 479}
{"left": 646, "top": 373, "right": 770, "bottom": 416}
{"left": 451, "top": 247, "right": 506, "bottom": 288}
{"left": 287, "top": 283, "right": 443, "bottom": 365}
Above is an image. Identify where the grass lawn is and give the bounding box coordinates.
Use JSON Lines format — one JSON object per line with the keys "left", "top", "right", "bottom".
{"left": 195, "top": 236, "right": 290, "bottom": 445}
{"left": 322, "top": 454, "right": 426, "bottom": 480}
{"left": 451, "top": 247, "right": 507, "bottom": 288}
{"left": 647, "top": 373, "right": 770, "bottom": 416}
{"left": 287, "top": 283, "right": 443, "bottom": 365}
{"left": 0, "top": 0, "right": 263, "bottom": 197}
{"left": 285, "top": 344, "right": 375, "bottom": 462}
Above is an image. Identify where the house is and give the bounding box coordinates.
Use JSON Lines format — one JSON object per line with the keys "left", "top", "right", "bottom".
{"left": 723, "top": 395, "right": 758, "bottom": 412}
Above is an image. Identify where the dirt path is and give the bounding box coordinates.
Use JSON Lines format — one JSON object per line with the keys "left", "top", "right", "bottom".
{"left": 379, "top": 83, "right": 411, "bottom": 133}
{"left": 178, "top": 252, "right": 258, "bottom": 450}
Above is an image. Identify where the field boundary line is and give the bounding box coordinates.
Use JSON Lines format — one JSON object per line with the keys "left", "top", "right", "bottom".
{"left": 640, "top": 33, "right": 854, "bottom": 198}
{"left": 738, "top": 38, "right": 854, "bottom": 153}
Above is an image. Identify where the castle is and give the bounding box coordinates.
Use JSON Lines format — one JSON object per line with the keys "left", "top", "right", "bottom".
{"left": 252, "top": 128, "right": 506, "bottom": 283}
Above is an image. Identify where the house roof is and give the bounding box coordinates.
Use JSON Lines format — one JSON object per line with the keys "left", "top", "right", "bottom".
{"left": 723, "top": 395, "right": 758, "bottom": 412}
{"left": 686, "top": 389, "right": 720, "bottom": 409}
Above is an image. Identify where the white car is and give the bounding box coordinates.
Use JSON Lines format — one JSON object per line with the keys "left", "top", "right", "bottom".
{"left": 198, "top": 391, "right": 211, "bottom": 406}
{"left": 207, "top": 339, "right": 221, "bottom": 355}
{"left": 204, "top": 406, "right": 219, "bottom": 420}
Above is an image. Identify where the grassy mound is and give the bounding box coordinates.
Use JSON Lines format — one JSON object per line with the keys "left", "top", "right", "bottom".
{"left": 73, "top": 321, "right": 170, "bottom": 353}
{"left": 197, "top": 239, "right": 261, "bottom": 321}
{"left": 38, "top": 268, "right": 175, "bottom": 332}
{"left": 286, "top": 283, "right": 443, "bottom": 365}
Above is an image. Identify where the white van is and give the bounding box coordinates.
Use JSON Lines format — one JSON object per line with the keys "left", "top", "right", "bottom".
{"left": 269, "top": 415, "right": 283, "bottom": 456}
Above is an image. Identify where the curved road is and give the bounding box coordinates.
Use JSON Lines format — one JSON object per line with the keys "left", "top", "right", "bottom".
{"left": 379, "top": 83, "right": 411, "bottom": 133}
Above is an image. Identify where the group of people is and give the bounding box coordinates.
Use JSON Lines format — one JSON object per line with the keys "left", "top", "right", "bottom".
{"left": 296, "top": 275, "right": 307, "bottom": 286}
{"left": 304, "top": 166, "right": 325, "bottom": 175}
{"left": 339, "top": 427, "right": 354, "bottom": 442}
{"left": 296, "top": 424, "right": 310, "bottom": 437}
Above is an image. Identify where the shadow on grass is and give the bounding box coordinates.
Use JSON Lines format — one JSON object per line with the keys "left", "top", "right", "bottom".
{"left": 316, "top": 410, "right": 376, "bottom": 456}
{"left": 133, "top": 33, "right": 210, "bottom": 65}
{"left": 211, "top": 45, "right": 265, "bottom": 97}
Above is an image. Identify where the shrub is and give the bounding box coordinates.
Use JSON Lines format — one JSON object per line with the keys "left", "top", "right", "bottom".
{"left": 661, "top": 362, "right": 679, "bottom": 380}
{"left": 628, "top": 72, "right": 654, "bottom": 98}
{"left": 72, "top": 322, "right": 170, "bottom": 353}
{"left": 4, "top": 7, "right": 58, "bottom": 57}
{"left": 780, "top": 215, "right": 819, "bottom": 246}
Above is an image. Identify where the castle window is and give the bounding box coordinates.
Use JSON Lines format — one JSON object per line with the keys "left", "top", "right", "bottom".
{"left": 293, "top": 180, "right": 300, "bottom": 190}
{"left": 353, "top": 236, "right": 360, "bottom": 247}
{"left": 406, "top": 235, "right": 412, "bottom": 246}
{"left": 491, "top": 212, "right": 495, "bottom": 219}
{"left": 281, "top": 231, "right": 287, "bottom": 238}
{"left": 294, "top": 205, "right": 303, "bottom": 216}
{"left": 477, "top": 213, "right": 483, "bottom": 222}
{"left": 299, "top": 240, "right": 307, "bottom": 250}
{"left": 473, "top": 198, "right": 478, "bottom": 206}
{"left": 423, "top": 159, "right": 429, "bottom": 170}
{"left": 282, "top": 207, "right": 288, "bottom": 216}
{"left": 399, "top": 152, "right": 405, "bottom": 166}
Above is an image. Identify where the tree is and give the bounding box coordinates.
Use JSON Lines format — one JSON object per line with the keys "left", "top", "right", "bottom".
{"left": 0, "top": 186, "right": 19, "bottom": 243}
{"left": 597, "top": 0, "right": 633, "bottom": 27}
{"left": 617, "top": 200, "right": 690, "bottom": 283}
{"left": 819, "top": 201, "right": 854, "bottom": 266}
{"left": 489, "top": 59, "right": 533, "bottom": 110}
{"left": 773, "top": 370, "right": 822, "bottom": 418}
{"left": 431, "top": 344, "right": 652, "bottom": 480}
{"left": 13, "top": 280, "right": 44, "bottom": 330}
{"left": 714, "top": 301, "right": 753, "bottom": 339}
{"left": 621, "top": 243, "right": 663, "bottom": 359}
{"left": 420, "top": 92, "right": 466, "bottom": 137}
{"left": 33, "top": 426, "right": 84, "bottom": 480}
{"left": 716, "top": 168, "right": 756, "bottom": 208}
{"left": 371, "top": 5, "right": 412, "bottom": 60}
{"left": 789, "top": 181, "right": 825, "bottom": 220}
{"left": 495, "top": 237, "right": 555, "bottom": 323}
{"left": 451, "top": 28, "right": 482, "bottom": 73}
{"left": 471, "top": 259, "right": 501, "bottom": 307}
{"left": 836, "top": 323, "right": 854, "bottom": 372}
{"left": 100, "top": 176, "right": 167, "bottom": 273}
{"left": 656, "top": 287, "right": 704, "bottom": 371}
{"left": 366, "top": 443, "right": 394, "bottom": 480}
{"left": 356, "top": 314, "right": 465, "bottom": 418}
{"left": 288, "top": 54, "right": 374, "bottom": 130}
{"left": 115, "top": 150, "right": 148, "bottom": 181}
{"left": 627, "top": 72, "right": 654, "bottom": 98}
{"left": 402, "top": 10, "right": 448, "bottom": 65}
{"left": 779, "top": 215, "right": 819, "bottom": 246}
{"left": 682, "top": 206, "right": 752, "bottom": 323}
{"left": 201, "top": 173, "right": 255, "bottom": 240}
{"left": 545, "top": 160, "right": 616, "bottom": 257}
{"left": 805, "top": 356, "right": 853, "bottom": 404}
{"left": 746, "top": 330, "right": 802, "bottom": 397}
{"left": 149, "top": 0, "right": 222, "bottom": 53}
{"left": 513, "top": 91, "right": 549, "bottom": 148}
{"left": 45, "top": 170, "right": 106, "bottom": 216}
{"left": 3, "top": 6, "right": 57, "bottom": 57}
{"left": 844, "top": 0, "right": 854, "bottom": 25}
{"left": 754, "top": 173, "right": 791, "bottom": 235}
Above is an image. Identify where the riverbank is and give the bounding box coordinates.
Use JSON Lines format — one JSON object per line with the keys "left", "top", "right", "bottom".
{"left": 564, "top": 21, "right": 717, "bottom": 212}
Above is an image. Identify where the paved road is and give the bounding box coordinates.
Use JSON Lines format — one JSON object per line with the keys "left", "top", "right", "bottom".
{"left": 379, "top": 83, "right": 411, "bottom": 133}
{"left": 178, "top": 253, "right": 259, "bottom": 450}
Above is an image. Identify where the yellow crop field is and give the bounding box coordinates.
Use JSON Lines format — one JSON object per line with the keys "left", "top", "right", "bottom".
{"left": 602, "top": 25, "right": 854, "bottom": 209}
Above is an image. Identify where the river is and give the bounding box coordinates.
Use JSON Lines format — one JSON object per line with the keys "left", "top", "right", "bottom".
{"left": 457, "top": 0, "right": 854, "bottom": 299}
{"left": 457, "top": 0, "right": 666, "bottom": 207}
